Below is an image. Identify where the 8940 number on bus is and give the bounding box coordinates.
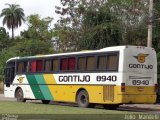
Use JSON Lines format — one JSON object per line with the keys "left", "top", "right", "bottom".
{"left": 96, "top": 75, "right": 117, "bottom": 82}
{"left": 132, "top": 80, "right": 149, "bottom": 85}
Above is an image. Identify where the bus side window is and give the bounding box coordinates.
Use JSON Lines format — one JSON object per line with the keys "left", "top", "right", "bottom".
{"left": 17, "top": 61, "right": 29, "bottom": 73}
{"left": 36, "top": 60, "right": 43, "bottom": 72}
{"left": 106, "top": 54, "right": 118, "bottom": 71}
{"left": 52, "top": 59, "right": 59, "bottom": 71}
{"left": 30, "top": 61, "right": 36, "bottom": 72}
{"left": 45, "top": 60, "right": 52, "bottom": 72}
{"left": 68, "top": 57, "right": 75, "bottom": 70}
{"left": 78, "top": 57, "right": 86, "bottom": 71}
{"left": 86, "top": 56, "right": 96, "bottom": 71}
{"left": 97, "top": 56, "right": 107, "bottom": 70}
{"left": 60, "top": 58, "right": 68, "bottom": 71}
{"left": 30, "top": 60, "right": 43, "bottom": 72}
{"left": 17, "top": 62, "right": 24, "bottom": 73}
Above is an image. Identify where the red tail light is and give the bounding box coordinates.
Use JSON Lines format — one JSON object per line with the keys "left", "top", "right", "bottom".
{"left": 121, "top": 83, "right": 125, "bottom": 92}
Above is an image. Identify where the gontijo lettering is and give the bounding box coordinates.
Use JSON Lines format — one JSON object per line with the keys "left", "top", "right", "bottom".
{"left": 59, "top": 75, "right": 90, "bottom": 82}
{"left": 129, "top": 64, "right": 153, "bottom": 69}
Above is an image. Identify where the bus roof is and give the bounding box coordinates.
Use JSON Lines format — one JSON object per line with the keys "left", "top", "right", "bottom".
{"left": 6, "top": 46, "right": 154, "bottom": 62}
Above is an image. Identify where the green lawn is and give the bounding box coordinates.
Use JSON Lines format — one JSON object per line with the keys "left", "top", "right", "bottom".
{"left": 0, "top": 101, "right": 142, "bottom": 120}
{"left": 0, "top": 101, "right": 135, "bottom": 114}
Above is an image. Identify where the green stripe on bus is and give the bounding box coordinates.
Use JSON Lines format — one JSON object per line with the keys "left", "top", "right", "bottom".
{"left": 26, "top": 74, "right": 45, "bottom": 100}
{"left": 34, "top": 74, "right": 53, "bottom": 100}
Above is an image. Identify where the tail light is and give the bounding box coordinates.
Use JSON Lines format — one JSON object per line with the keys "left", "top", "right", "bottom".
{"left": 121, "top": 83, "right": 125, "bottom": 92}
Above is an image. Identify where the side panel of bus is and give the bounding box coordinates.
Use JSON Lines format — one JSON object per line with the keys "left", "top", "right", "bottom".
{"left": 10, "top": 72, "right": 123, "bottom": 104}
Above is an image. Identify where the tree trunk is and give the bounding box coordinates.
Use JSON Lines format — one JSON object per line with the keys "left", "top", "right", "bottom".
{"left": 12, "top": 25, "right": 14, "bottom": 39}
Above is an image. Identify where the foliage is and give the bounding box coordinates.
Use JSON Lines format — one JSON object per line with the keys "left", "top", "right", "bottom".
{"left": 21, "top": 14, "right": 54, "bottom": 42}
{"left": 0, "top": 27, "right": 10, "bottom": 51}
{"left": 0, "top": 14, "right": 55, "bottom": 80}
{"left": 153, "top": 0, "right": 160, "bottom": 74}
{"left": 153, "top": 0, "right": 160, "bottom": 52}
{"left": 0, "top": 39, "right": 54, "bottom": 80}
{"left": 15, "top": 39, "right": 54, "bottom": 56}
{"left": 0, "top": 46, "right": 18, "bottom": 79}
{"left": 54, "top": 0, "right": 121, "bottom": 51}
{"left": 54, "top": 0, "right": 150, "bottom": 51}
{"left": 157, "top": 52, "right": 160, "bottom": 75}
{"left": 107, "top": 0, "right": 149, "bottom": 45}
{"left": 0, "top": 3, "right": 25, "bottom": 39}
{"left": 78, "top": 4, "right": 122, "bottom": 50}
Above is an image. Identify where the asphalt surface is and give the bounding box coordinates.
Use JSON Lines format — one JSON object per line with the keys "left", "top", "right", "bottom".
{"left": 119, "top": 104, "right": 160, "bottom": 112}
{"left": 0, "top": 94, "right": 160, "bottom": 112}
{"left": 0, "top": 94, "right": 16, "bottom": 101}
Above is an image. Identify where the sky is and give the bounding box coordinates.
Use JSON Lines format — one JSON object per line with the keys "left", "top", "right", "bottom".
{"left": 0, "top": 0, "right": 61, "bottom": 36}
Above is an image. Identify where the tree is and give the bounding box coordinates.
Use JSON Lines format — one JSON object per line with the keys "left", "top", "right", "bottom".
{"left": 153, "top": 0, "right": 160, "bottom": 52}
{"left": 78, "top": 3, "right": 122, "bottom": 50}
{"left": 21, "top": 14, "right": 53, "bottom": 42}
{"left": 0, "top": 3, "right": 25, "bottom": 39}
{"left": 15, "top": 39, "right": 54, "bottom": 56}
{"left": 54, "top": 0, "right": 121, "bottom": 51}
{"left": 0, "top": 27, "right": 10, "bottom": 51}
{"left": 107, "top": 0, "right": 149, "bottom": 45}
{"left": 54, "top": 0, "right": 150, "bottom": 51}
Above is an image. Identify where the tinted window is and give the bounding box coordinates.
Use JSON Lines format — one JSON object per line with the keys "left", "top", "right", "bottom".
{"left": 52, "top": 59, "right": 59, "bottom": 71}
{"left": 30, "top": 60, "right": 43, "bottom": 72}
{"left": 36, "top": 60, "right": 43, "bottom": 72}
{"left": 86, "top": 56, "right": 96, "bottom": 70}
{"left": 45, "top": 60, "right": 52, "bottom": 72}
{"left": 97, "top": 56, "right": 106, "bottom": 70}
{"left": 60, "top": 58, "right": 68, "bottom": 70}
{"left": 68, "top": 57, "right": 76, "bottom": 70}
{"left": 78, "top": 57, "right": 86, "bottom": 70}
{"left": 107, "top": 54, "right": 118, "bottom": 71}
{"left": 17, "top": 61, "right": 29, "bottom": 73}
{"left": 30, "top": 61, "right": 36, "bottom": 72}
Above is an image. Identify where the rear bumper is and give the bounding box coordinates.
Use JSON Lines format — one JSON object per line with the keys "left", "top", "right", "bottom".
{"left": 117, "top": 94, "right": 156, "bottom": 104}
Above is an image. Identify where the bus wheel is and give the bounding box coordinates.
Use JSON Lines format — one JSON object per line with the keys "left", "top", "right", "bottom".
{"left": 15, "top": 88, "right": 26, "bottom": 102}
{"left": 77, "top": 90, "right": 90, "bottom": 108}
{"left": 42, "top": 100, "right": 50, "bottom": 104}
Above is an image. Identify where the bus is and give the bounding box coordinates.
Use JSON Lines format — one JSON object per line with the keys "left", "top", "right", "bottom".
{"left": 3, "top": 46, "right": 157, "bottom": 108}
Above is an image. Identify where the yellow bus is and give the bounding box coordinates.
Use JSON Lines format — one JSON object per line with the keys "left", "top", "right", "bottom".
{"left": 4, "top": 46, "right": 157, "bottom": 108}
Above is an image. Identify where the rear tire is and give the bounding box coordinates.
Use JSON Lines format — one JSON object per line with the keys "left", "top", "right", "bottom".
{"left": 42, "top": 100, "right": 50, "bottom": 104}
{"left": 77, "top": 90, "right": 91, "bottom": 108}
{"left": 15, "top": 88, "right": 26, "bottom": 102}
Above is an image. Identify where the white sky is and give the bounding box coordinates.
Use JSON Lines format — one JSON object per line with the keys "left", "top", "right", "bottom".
{"left": 0, "top": 0, "right": 61, "bottom": 36}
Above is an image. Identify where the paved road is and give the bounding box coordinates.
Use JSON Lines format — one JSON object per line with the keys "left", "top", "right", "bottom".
{"left": 0, "top": 94, "right": 16, "bottom": 101}
{"left": 119, "top": 104, "right": 160, "bottom": 112}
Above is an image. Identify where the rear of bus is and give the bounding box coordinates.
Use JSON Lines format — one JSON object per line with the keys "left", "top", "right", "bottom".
{"left": 121, "top": 46, "right": 157, "bottom": 103}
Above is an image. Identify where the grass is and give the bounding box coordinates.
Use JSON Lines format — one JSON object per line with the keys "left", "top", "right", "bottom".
{"left": 0, "top": 101, "right": 132, "bottom": 114}
{"left": 0, "top": 101, "right": 143, "bottom": 120}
